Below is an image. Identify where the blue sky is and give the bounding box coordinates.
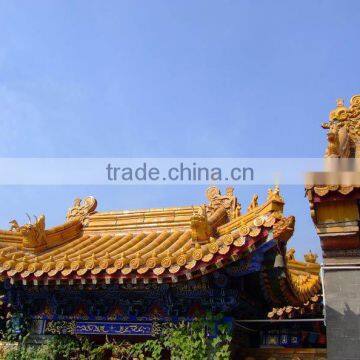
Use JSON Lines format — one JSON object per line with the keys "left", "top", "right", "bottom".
{"left": 0, "top": 1, "right": 359, "bottom": 259}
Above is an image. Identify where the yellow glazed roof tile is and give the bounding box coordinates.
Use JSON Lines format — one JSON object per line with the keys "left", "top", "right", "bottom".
{"left": 0, "top": 186, "right": 316, "bottom": 297}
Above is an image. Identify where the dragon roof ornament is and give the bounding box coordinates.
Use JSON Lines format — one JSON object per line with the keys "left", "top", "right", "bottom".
{"left": 323, "top": 94, "right": 360, "bottom": 158}
{"left": 304, "top": 250, "right": 318, "bottom": 264}
{"left": 8, "top": 215, "right": 47, "bottom": 253}
{"left": 306, "top": 94, "right": 360, "bottom": 198}
{"left": 66, "top": 196, "right": 97, "bottom": 222}
{"left": 191, "top": 186, "right": 241, "bottom": 243}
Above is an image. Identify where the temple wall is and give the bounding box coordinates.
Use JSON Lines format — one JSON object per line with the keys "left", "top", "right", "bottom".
{"left": 324, "top": 268, "right": 360, "bottom": 360}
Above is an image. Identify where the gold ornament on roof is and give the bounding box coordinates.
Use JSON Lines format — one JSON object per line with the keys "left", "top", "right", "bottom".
{"left": 43, "top": 256, "right": 55, "bottom": 272}
{"left": 15, "top": 256, "right": 29, "bottom": 273}
{"left": 249, "top": 227, "right": 261, "bottom": 237}
{"left": 66, "top": 196, "right": 97, "bottom": 221}
{"left": 16, "top": 214, "right": 47, "bottom": 252}
{"left": 238, "top": 225, "right": 250, "bottom": 237}
{"left": 3, "top": 258, "right": 15, "bottom": 271}
{"left": 191, "top": 186, "right": 242, "bottom": 244}
{"left": 264, "top": 216, "right": 276, "bottom": 227}
{"left": 130, "top": 252, "right": 141, "bottom": 270}
{"left": 85, "top": 253, "right": 98, "bottom": 270}
{"left": 114, "top": 253, "right": 127, "bottom": 269}
{"left": 56, "top": 254, "right": 70, "bottom": 271}
{"left": 234, "top": 236, "right": 246, "bottom": 247}
{"left": 273, "top": 216, "right": 295, "bottom": 242}
{"left": 286, "top": 248, "right": 296, "bottom": 261}
{"left": 28, "top": 257, "right": 41, "bottom": 273}
{"left": 253, "top": 216, "right": 265, "bottom": 227}
{"left": 176, "top": 249, "right": 187, "bottom": 266}
{"left": 146, "top": 250, "right": 158, "bottom": 269}
{"left": 304, "top": 250, "right": 318, "bottom": 263}
{"left": 222, "top": 234, "right": 234, "bottom": 246}
{"left": 247, "top": 194, "right": 258, "bottom": 212}
{"left": 161, "top": 251, "right": 172, "bottom": 268}
{"left": 267, "top": 185, "right": 283, "bottom": 202}
{"left": 191, "top": 205, "right": 212, "bottom": 244}
{"left": 208, "top": 239, "right": 219, "bottom": 254}
{"left": 323, "top": 95, "right": 360, "bottom": 158}
{"left": 223, "top": 187, "right": 241, "bottom": 219}
{"left": 99, "top": 252, "right": 113, "bottom": 269}
{"left": 9, "top": 220, "right": 20, "bottom": 232}
{"left": 71, "top": 255, "right": 84, "bottom": 271}
{"left": 192, "top": 243, "right": 203, "bottom": 261}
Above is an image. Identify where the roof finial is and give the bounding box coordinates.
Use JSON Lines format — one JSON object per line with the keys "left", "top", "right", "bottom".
{"left": 336, "top": 98, "right": 344, "bottom": 108}
{"left": 304, "top": 250, "right": 318, "bottom": 263}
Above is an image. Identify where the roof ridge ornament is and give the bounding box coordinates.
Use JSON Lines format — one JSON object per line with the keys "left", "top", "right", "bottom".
{"left": 267, "top": 185, "right": 284, "bottom": 203}
{"left": 247, "top": 194, "right": 258, "bottom": 212}
{"left": 337, "top": 98, "right": 345, "bottom": 108}
{"left": 191, "top": 186, "right": 242, "bottom": 244}
{"left": 286, "top": 248, "right": 296, "bottom": 261}
{"left": 19, "top": 214, "right": 47, "bottom": 253}
{"left": 66, "top": 196, "right": 97, "bottom": 222}
{"left": 205, "top": 186, "right": 241, "bottom": 220}
{"left": 191, "top": 205, "right": 212, "bottom": 244}
{"left": 323, "top": 94, "right": 360, "bottom": 158}
{"left": 273, "top": 215, "right": 295, "bottom": 242}
{"left": 9, "top": 220, "right": 20, "bottom": 232}
{"left": 304, "top": 250, "right": 318, "bottom": 263}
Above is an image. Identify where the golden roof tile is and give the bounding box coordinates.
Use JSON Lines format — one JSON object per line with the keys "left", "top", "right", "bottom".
{"left": 284, "top": 248, "right": 321, "bottom": 303}
{"left": 0, "top": 186, "right": 317, "bottom": 300}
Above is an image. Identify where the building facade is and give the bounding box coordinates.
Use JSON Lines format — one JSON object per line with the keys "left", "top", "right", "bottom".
{"left": 7, "top": 94, "right": 360, "bottom": 359}
{"left": 0, "top": 186, "right": 325, "bottom": 358}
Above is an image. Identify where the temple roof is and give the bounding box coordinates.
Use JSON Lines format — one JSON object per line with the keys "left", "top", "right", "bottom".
{"left": 0, "top": 186, "right": 319, "bottom": 308}
{"left": 267, "top": 250, "right": 322, "bottom": 319}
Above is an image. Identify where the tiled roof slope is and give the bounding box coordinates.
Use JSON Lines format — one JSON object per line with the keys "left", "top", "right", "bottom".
{"left": 0, "top": 187, "right": 311, "bottom": 291}
{"left": 285, "top": 249, "right": 321, "bottom": 302}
